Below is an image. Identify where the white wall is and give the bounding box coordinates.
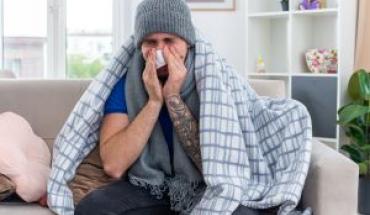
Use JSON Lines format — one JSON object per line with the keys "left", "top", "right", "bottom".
{"left": 127, "top": 0, "right": 247, "bottom": 74}
{"left": 191, "top": 0, "right": 246, "bottom": 74}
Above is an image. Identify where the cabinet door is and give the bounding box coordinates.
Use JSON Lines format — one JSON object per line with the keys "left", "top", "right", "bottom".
{"left": 292, "top": 76, "right": 338, "bottom": 138}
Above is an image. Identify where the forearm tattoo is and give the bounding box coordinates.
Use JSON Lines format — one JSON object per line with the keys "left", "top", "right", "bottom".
{"left": 165, "top": 94, "right": 202, "bottom": 172}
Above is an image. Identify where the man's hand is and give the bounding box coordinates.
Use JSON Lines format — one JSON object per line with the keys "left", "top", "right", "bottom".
{"left": 162, "top": 46, "right": 187, "bottom": 98}
{"left": 142, "top": 48, "right": 164, "bottom": 106}
{"left": 161, "top": 46, "right": 203, "bottom": 172}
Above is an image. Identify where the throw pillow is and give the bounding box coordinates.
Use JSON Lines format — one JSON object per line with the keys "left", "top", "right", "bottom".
{"left": 0, "top": 112, "right": 51, "bottom": 202}
{"left": 68, "top": 145, "right": 116, "bottom": 205}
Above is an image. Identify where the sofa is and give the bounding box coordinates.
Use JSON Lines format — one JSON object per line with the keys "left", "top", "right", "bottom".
{"left": 0, "top": 79, "right": 359, "bottom": 215}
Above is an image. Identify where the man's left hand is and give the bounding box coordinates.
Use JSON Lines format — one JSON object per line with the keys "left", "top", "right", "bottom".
{"left": 162, "top": 46, "right": 187, "bottom": 98}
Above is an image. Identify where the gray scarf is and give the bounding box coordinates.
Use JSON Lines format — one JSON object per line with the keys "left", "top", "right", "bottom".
{"left": 124, "top": 46, "right": 206, "bottom": 214}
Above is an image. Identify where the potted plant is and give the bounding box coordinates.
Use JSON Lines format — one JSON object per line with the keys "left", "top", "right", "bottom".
{"left": 280, "top": 0, "right": 289, "bottom": 11}
{"left": 337, "top": 69, "right": 370, "bottom": 215}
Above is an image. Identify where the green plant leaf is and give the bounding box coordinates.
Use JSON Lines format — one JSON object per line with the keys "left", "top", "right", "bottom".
{"left": 337, "top": 104, "right": 370, "bottom": 125}
{"left": 348, "top": 69, "right": 370, "bottom": 101}
{"left": 337, "top": 102, "right": 355, "bottom": 116}
{"left": 341, "top": 144, "right": 364, "bottom": 163}
{"left": 358, "top": 71, "right": 370, "bottom": 100}
{"left": 365, "top": 112, "right": 370, "bottom": 126}
{"left": 359, "top": 161, "right": 369, "bottom": 176}
{"left": 347, "top": 124, "right": 366, "bottom": 146}
{"left": 360, "top": 145, "right": 370, "bottom": 153}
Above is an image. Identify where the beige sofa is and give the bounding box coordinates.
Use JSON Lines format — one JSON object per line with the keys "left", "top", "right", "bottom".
{"left": 0, "top": 79, "right": 359, "bottom": 215}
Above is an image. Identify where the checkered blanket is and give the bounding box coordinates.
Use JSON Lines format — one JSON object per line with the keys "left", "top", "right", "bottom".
{"left": 47, "top": 29, "right": 312, "bottom": 215}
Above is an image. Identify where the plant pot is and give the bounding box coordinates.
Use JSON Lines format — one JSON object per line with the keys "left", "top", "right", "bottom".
{"left": 281, "top": 1, "right": 289, "bottom": 11}
{"left": 359, "top": 177, "right": 370, "bottom": 214}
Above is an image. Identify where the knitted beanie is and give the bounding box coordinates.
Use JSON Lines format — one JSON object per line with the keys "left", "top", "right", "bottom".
{"left": 134, "top": 0, "right": 196, "bottom": 48}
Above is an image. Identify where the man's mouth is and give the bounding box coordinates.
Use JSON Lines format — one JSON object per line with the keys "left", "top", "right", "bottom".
{"left": 157, "top": 65, "right": 169, "bottom": 84}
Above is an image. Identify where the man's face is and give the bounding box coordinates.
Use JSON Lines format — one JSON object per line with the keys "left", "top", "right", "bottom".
{"left": 141, "top": 32, "right": 189, "bottom": 82}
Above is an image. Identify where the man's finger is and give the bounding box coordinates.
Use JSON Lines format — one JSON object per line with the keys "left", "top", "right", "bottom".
{"left": 145, "top": 49, "right": 152, "bottom": 63}
{"left": 166, "top": 46, "right": 183, "bottom": 68}
{"left": 163, "top": 46, "right": 174, "bottom": 64}
{"left": 145, "top": 48, "right": 153, "bottom": 60}
{"left": 170, "top": 46, "right": 183, "bottom": 61}
{"left": 144, "top": 51, "right": 156, "bottom": 77}
{"left": 148, "top": 50, "right": 156, "bottom": 68}
{"left": 169, "top": 47, "right": 187, "bottom": 70}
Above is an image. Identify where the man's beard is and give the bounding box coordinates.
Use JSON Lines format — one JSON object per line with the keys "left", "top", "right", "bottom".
{"left": 157, "top": 65, "right": 169, "bottom": 84}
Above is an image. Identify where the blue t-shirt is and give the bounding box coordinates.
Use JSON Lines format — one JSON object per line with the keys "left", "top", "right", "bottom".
{"left": 104, "top": 75, "right": 174, "bottom": 158}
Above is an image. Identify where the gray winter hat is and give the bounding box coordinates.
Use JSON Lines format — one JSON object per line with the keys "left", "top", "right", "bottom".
{"left": 134, "top": 0, "right": 196, "bottom": 48}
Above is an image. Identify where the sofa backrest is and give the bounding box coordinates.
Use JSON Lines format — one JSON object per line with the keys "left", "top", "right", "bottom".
{"left": 0, "top": 80, "right": 90, "bottom": 151}
{"left": 0, "top": 79, "right": 285, "bottom": 151}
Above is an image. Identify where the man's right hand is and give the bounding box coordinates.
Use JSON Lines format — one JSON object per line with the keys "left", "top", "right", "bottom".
{"left": 142, "top": 48, "right": 164, "bottom": 106}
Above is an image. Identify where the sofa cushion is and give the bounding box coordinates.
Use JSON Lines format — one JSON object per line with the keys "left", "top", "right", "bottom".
{"left": 0, "top": 203, "right": 54, "bottom": 215}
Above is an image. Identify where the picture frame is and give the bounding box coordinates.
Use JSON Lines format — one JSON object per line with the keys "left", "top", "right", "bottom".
{"left": 185, "top": 0, "right": 236, "bottom": 11}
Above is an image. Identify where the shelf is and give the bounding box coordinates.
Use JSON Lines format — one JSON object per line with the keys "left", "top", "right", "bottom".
{"left": 292, "top": 73, "right": 338, "bottom": 77}
{"left": 246, "top": 0, "right": 356, "bottom": 151}
{"left": 248, "top": 73, "right": 289, "bottom": 77}
{"left": 291, "top": 14, "right": 337, "bottom": 74}
{"left": 292, "top": 8, "right": 338, "bottom": 16}
{"left": 248, "top": 18, "right": 289, "bottom": 75}
{"left": 290, "top": 0, "right": 339, "bottom": 13}
{"left": 248, "top": 0, "right": 287, "bottom": 14}
{"left": 248, "top": 9, "right": 338, "bottom": 18}
{"left": 249, "top": 11, "right": 289, "bottom": 19}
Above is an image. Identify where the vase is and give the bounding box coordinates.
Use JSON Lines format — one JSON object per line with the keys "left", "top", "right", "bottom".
{"left": 359, "top": 177, "right": 370, "bottom": 214}
{"left": 281, "top": 1, "right": 289, "bottom": 11}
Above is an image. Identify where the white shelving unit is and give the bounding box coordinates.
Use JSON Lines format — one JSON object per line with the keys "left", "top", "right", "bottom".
{"left": 245, "top": 0, "right": 358, "bottom": 150}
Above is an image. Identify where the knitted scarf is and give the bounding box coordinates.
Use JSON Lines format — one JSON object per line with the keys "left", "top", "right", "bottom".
{"left": 124, "top": 47, "right": 206, "bottom": 214}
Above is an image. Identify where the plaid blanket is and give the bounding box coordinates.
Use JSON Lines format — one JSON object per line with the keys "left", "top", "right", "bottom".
{"left": 47, "top": 29, "right": 312, "bottom": 215}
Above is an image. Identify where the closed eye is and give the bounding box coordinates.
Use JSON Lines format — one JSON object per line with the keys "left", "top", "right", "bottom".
{"left": 145, "top": 40, "right": 156, "bottom": 45}
{"left": 164, "top": 38, "right": 175, "bottom": 44}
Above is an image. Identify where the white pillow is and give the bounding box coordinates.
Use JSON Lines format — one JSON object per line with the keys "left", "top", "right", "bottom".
{"left": 0, "top": 112, "right": 51, "bottom": 202}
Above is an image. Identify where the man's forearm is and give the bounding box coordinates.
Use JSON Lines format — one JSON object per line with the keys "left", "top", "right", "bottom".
{"left": 165, "top": 94, "right": 202, "bottom": 172}
{"left": 101, "top": 101, "right": 162, "bottom": 179}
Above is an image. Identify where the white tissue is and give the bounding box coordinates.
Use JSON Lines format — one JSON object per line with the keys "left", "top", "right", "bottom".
{"left": 155, "top": 49, "right": 166, "bottom": 69}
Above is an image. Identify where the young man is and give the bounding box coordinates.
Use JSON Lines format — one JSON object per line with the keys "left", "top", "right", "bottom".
{"left": 75, "top": 0, "right": 276, "bottom": 214}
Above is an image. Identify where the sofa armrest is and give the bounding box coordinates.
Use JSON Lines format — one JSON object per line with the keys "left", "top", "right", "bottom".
{"left": 302, "top": 139, "right": 359, "bottom": 215}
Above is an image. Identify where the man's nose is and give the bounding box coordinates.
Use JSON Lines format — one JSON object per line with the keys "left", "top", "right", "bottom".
{"left": 156, "top": 41, "right": 166, "bottom": 50}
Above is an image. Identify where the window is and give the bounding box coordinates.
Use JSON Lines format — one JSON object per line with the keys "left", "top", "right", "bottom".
{"left": 0, "top": 0, "right": 129, "bottom": 79}
{"left": 66, "top": 0, "right": 113, "bottom": 79}
{"left": 3, "top": 0, "right": 47, "bottom": 79}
